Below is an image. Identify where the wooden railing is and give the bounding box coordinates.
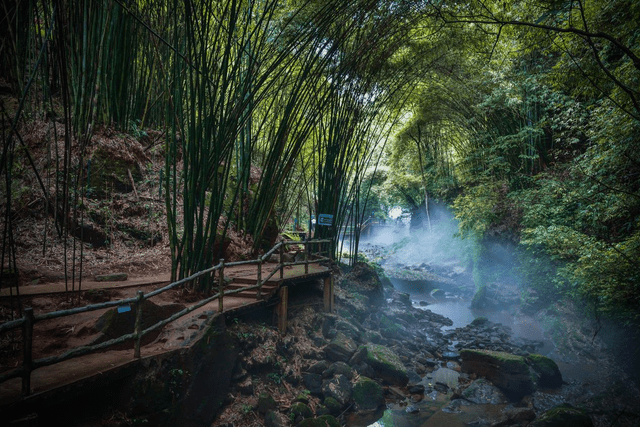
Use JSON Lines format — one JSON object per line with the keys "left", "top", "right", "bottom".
{"left": 0, "top": 239, "right": 332, "bottom": 398}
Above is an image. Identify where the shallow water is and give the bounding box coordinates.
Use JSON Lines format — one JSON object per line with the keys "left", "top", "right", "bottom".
{"left": 414, "top": 299, "right": 475, "bottom": 330}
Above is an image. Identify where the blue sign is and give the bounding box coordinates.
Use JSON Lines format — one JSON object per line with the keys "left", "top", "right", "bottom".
{"left": 117, "top": 305, "right": 132, "bottom": 313}
{"left": 318, "top": 214, "right": 334, "bottom": 226}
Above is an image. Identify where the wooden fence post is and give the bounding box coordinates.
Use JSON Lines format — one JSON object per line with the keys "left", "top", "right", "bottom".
{"left": 22, "top": 307, "right": 34, "bottom": 396}
{"left": 304, "top": 239, "right": 309, "bottom": 274}
{"left": 279, "top": 243, "right": 284, "bottom": 280}
{"left": 218, "top": 259, "right": 225, "bottom": 313}
{"left": 277, "top": 286, "right": 288, "bottom": 334}
{"left": 323, "top": 277, "right": 334, "bottom": 313}
{"left": 134, "top": 291, "right": 144, "bottom": 359}
{"left": 257, "top": 259, "right": 262, "bottom": 300}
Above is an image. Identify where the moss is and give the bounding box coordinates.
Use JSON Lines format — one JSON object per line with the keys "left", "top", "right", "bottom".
{"left": 379, "top": 315, "right": 400, "bottom": 334}
{"left": 298, "top": 415, "right": 341, "bottom": 427}
{"left": 352, "top": 376, "right": 383, "bottom": 410}
{"left": 470, "top": 285, "right": 487, "bottom": 308}
{"left": 364, "top": 344, "right": 408, "bottom": 385}
{"left": 461, "top": 349, "right": 528, "bottom": 370}
{"left": 528, "top": 353, "right": 562, "bottom": 387}
{"left": 257, "top": 392, "right": 276, "bottom": 414}
{"left": 323, "top": 397, "right": 341, "bottom": 415}
{"left": 290, "top": 402, "right": 313, "bottom": 420}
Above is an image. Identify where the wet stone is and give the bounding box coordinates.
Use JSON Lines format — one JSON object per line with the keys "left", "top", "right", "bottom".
{"left": 430, "top": 367, "right": 460, "bottom": 389}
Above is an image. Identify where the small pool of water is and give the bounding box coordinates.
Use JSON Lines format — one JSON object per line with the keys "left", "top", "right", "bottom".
{"left": 414, "top": 299, "right": 476, "bottom": 330}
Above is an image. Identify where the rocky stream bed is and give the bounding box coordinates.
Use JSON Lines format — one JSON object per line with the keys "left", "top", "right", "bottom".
{"left": 209, "top": 261, "right": 640, "bottom": 427}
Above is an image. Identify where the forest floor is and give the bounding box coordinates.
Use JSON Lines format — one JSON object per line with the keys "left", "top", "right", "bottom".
{"left": 0, "top": 119, "right": 258, "bottom": 387}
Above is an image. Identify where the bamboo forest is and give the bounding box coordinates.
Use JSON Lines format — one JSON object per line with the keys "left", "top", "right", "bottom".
{"left": 1, "top": 1, "right": 639, "bottom": 426}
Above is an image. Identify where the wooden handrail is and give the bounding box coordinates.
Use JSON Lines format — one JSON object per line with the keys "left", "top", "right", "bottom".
{"left": 0, "top": 239, "right": 333, "bottom": 397}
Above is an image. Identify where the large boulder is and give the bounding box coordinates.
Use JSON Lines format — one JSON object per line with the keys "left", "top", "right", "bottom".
{"left": 364, "top": 344, "right": 408, "bottom": 386}
{"left": 460, "top": 349, "right": 534, "bottom": 400}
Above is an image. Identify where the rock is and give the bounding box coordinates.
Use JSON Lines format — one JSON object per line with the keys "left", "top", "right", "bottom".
{"left": 237, "top": 377, "right": 253, "bottom": 395}
{"left": 315, "top": 405, "right": 331, "bottom": 416}
{"left": 264, "top": 410, "right": 288, "bottom": 427}
{"left": 348, "top": 346, "right": 368, "bottom": 366}
{"left": 529, "top": 404, "right": 594, "bottom": 427}
{"left": 289, "top": 402, "right": 313, "bottom": 424}
{"left": 460, "top": 379, "right": 508, "bottom": 404}
{"left": 295, "top": 392, "right": 311, "bottom": 404}
{"left": 323, "top": 361, "right": 353, "bottom": 379}
{"left": 323, "top": 397, "right": 342, "bottom": 415}
{"left": 302, "top": 373, "right": 323, "bottom": 396}
{"left": 496, "top": 407, "right": 536, "bottom": 425}
{"left": 322, "top": 374, "right": 352, "bottom": 406}
{"left": 308, "top": 360, "right": 331, "bottom": 374}
{"left": 528, "top": 353, "right": 563, "bottom": 388}
{"left": 324, "top": 332, "right": 358, "bottom": 362}
{"left": 409, "top": 384, "right": 425, "bottom": 394}
{"left": 460, "top": 349, "right": 534, "bottom": 400}
{"left": 335, "top": 320, "right": 362, "bottom": 341}
{"left": 258, "top": 392, "right": 277, "bottom": 414}
{"left": 470, "top": 285, "right": 490, "bottom": 309}
{"left": 442, "top": 351, "right": 460, "bottom": 359}
{"left": 353, "top": 361, "right": 376, "bottom": 378}
{"left": 297, "top": 415, "right": 341, "bottom": 427}
{"left": 431, "top": 367, "right": 460, "bottom": 389}
{"left": 352, "top": 376, "right": 384, "bottom": 411}
{"left": 94, "top": 272, "right": 128, "bottom": 282}
{"left": 364, "top": 344, "right": 409, "bottom": 386}
{"left": 340, "top": 262, "right": 386, "bottom": 307}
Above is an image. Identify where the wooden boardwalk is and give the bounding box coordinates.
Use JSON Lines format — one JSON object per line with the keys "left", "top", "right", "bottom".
{"left": 0, "top": 260, "right": 332, "bottom": 409}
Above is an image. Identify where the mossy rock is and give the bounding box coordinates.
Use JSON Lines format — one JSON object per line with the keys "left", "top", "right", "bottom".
{"left": 352, "top": 376, "right": 384, "bottom": 411}
{"left": 470, "top": 316, "right": 489, "bottom": 327}
{"left": 297, "top": 415, "right": 341, "bottom": 427}
{"left": 258, "top": 392, "right": 277, "bottom": 414}
{"left": 364, "top": 344, "right": 408, "bottom": 386}
{"left": 470, "top": 285, "right": 488, "bottom": 309}
{"left": 290, "top": 402, "right": 313, "bottom": 423}
{"left": 528, "top": 353, "right": 563, "bottom": 388}
{"left": 379, "top": 314, "right": 400, "bottom": 336}
{"left": 323, "top": 397, "right": 341, "bottom": 415}
{"left": 295, "top": 392, "right": 311, "bottom": 404}
{"left": 530, "top": 404, "right": 593, "bottom": 427}
{"left": 315, "top": 404, "right": 331, "bottom": 416}
{"left": 324, "top": 331, "right": 358, "bottom": 362}
{"left": 460, "top": 349, "right": 534, "bottom": 400}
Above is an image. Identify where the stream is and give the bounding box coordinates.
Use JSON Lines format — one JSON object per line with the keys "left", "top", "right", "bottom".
{"left": 353, "top": 225, "right": 640, "bottom": 427}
